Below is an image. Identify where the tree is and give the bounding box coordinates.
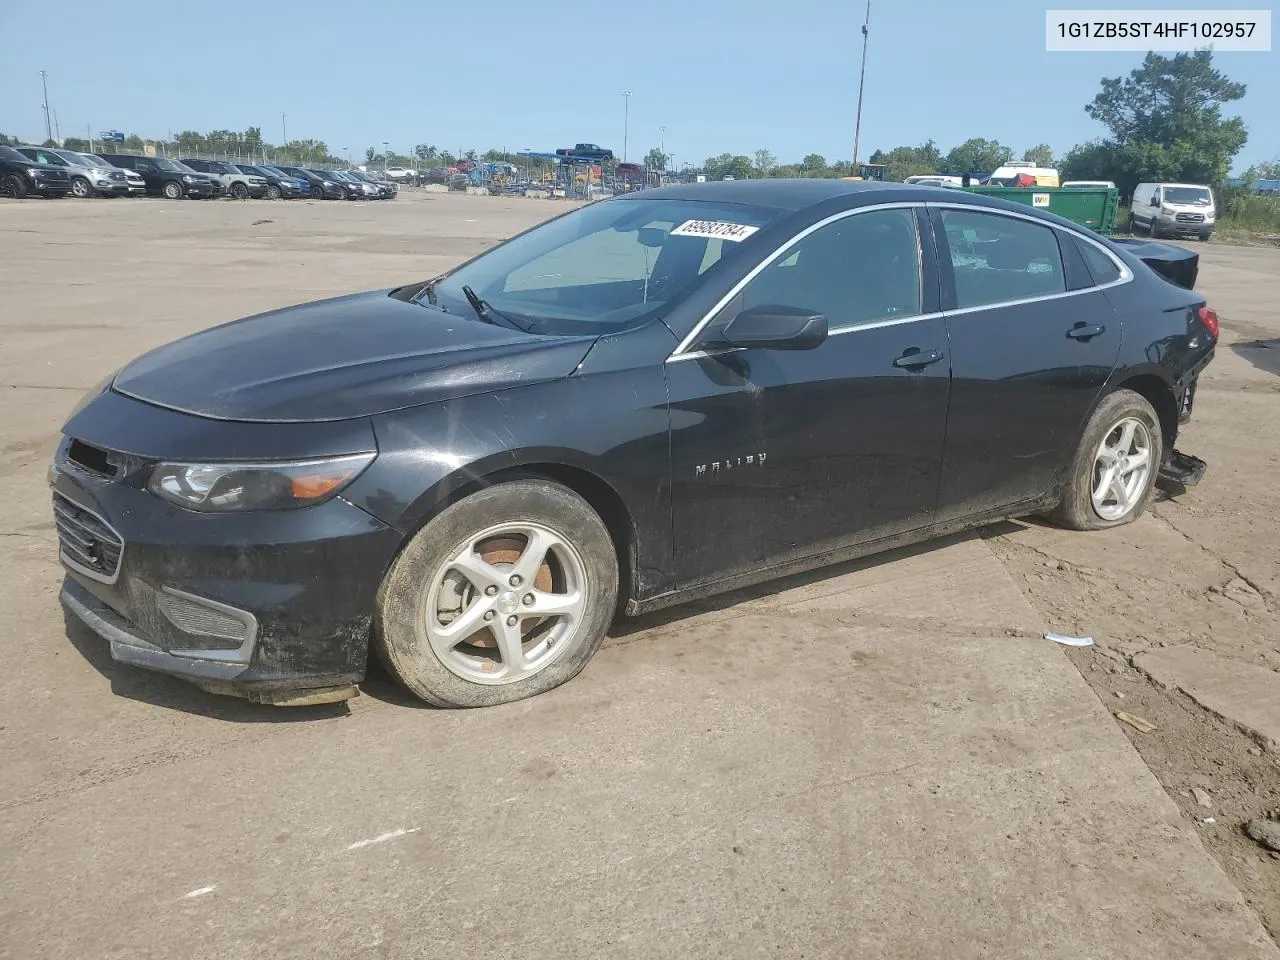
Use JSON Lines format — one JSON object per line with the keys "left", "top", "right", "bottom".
{"left": 944, "top": 138, "right": 1013, "bottom": 176}
{"left": 62, "top": 137, "right": 88, "bottom": 152}
{"left": 414, "top": 144, "right": 439, "bottom": 163}
{"left": 365, "top": 146, "right": 376, "bottom": 163}
{"left": 1242, "top": 159, "right": 1280, "bottom": 181}
{"left": 869, "top": 140, "right": 943, "bottom": 182}
{"left": 800, "top": 153, "right": 829, "bottom": 177}
{"left": 1080, "top": 50, "right": 1247, "bottom": 195}
{"left": 1023, "top": 143, "right": 1055, "bottom": 167}
{"left": 753, "top": 148, "right": 777, "bottom": 177}
{"left": 643, "top": 146, "right": 667, "bottom": 171}
{"left": 703, "top": 153, "right": 754, "bottom": 180}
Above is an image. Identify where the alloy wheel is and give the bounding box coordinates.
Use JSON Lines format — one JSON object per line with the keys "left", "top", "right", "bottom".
{"left": 1091, "top": 417, "right": 1153, "bottom": 521}
{"left": 424, "top": 522, "right": 589, "bottom": 685}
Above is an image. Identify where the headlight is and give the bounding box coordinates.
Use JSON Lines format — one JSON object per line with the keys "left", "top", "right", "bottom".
{"left": 147, "top": 454, "right": 375, "bottom": 512}
{"left": 182, "top": 174, "right": 197, "bottom": 182}
{"left": 67, "top": 368, "right": 120, "bottom": 420}
{"left": 26, "top": 168, "right": 41, "bottom": 178}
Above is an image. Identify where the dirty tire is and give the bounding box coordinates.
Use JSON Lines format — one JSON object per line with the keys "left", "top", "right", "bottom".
{"left": 375, "top": 479, "right": 618, "bottom": 708}
{"left": 162, "top": 180, "right": 183, "bottom": 199}
{"left": 1049, "top": 388, "right": 1163, "bottom": 531}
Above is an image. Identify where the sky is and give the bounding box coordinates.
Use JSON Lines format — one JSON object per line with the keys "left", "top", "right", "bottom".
{"left": 1, "top": 0, "right": 1275, "bottom": 173}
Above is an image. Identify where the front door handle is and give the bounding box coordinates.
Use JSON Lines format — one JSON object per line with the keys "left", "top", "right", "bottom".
{"left": 893, "top": 348, "right": 945, "bottom": 369}
{"left": 1067, "top": 323, "right": 1106, "bottom": 340}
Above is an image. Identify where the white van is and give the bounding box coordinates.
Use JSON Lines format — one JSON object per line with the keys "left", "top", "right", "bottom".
{"left": 987, "top": 160, "right": 1060, "bottom": 187}
{"left": 1062, "top": 180, "right": 1117, "bottom": 190}
{"left": 904, "top": 175, "right": 964, "bottom": 187}
{"left": 1130, "top": 182, "right": 1216, "bottom": 240}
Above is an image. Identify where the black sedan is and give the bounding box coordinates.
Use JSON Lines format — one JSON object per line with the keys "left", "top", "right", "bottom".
{"left": 53, "top": 181, "right": 1217, "bottom": 708}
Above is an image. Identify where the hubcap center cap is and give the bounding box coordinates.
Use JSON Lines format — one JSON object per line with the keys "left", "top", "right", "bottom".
{"left": 497, "top": 591, "right": 519, "bottom": 614}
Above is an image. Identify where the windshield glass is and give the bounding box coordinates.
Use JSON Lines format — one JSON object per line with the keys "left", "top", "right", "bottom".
{"left": 81, "top": 154, "right": 114, "bottom": 167}
{"left": 1163, "top": 187, "right": 1212, "bottom": 205}
{"left": 153, "top": 158, "right": 189, "bottom": 172}
{"left": 434, "top": 197, "right": 783, "bottom": 335}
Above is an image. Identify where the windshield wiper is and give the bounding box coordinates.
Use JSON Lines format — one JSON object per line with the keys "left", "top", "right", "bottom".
{"left": 461, "top": 285, "right": 533, "bottom": 332}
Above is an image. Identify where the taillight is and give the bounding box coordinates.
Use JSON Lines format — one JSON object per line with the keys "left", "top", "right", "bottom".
{"left": 1197, "top": 305, "right": 1219, "bottom": 341}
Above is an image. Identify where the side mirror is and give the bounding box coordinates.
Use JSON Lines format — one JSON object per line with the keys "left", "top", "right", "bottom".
{"left": 722, "top": 305, "right": 828, "bottom": 351}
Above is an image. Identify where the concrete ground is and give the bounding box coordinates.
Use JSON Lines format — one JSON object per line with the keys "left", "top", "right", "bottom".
{"left": 0, "top": 192, "right": 1276, "bottom": 959}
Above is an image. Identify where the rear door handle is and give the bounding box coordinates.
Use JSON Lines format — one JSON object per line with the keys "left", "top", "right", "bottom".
{"left": 893, "top": 348, "right": 945, "bottom": 369}
{"left": 1067, "top": 323, "right": 1106, "bottom": 340}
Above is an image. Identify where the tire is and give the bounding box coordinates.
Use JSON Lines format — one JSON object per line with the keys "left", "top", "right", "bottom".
{"left": 1199, "top": 231, "right": 1213, "bottom": 242}
{"left": 230, "top": 181, "right": 249, "bottom": 200}
{"left": 2, "top": 173, "right": 30, "bottom": 199}
{"left": 266, "top": 184, "right": 281, "bottom": 200}
{"left": 375, "top": 479, "right": 619, "bottom": 707}
{"left": 1048, "top": 389, "right": 1163, "bottom": 532}
{"left": 162, "top": 180, "right": 183, "bottom": 200}
{"left": 71, "top": 177, "right": 93, "bottom": 198}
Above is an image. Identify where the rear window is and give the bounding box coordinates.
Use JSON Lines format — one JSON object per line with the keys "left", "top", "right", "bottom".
{"left": 941, "top": 208, "right": 1066, "bottom": 309}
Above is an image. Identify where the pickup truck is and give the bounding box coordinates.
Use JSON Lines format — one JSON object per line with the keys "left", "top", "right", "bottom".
{"left": 555, "top": 143, "right": 615, "bottom": 162}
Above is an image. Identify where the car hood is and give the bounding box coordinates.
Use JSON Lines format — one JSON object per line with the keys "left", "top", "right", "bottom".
{"left": 111, "top": 290, "right": 598, "bottom": 423}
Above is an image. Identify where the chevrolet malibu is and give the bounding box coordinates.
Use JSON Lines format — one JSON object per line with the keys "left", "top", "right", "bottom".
{"left": 52, "top": 181, "right": 1217, "bottom": 708}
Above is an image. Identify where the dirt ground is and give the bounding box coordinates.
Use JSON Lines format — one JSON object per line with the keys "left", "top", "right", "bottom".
{"left": 984, "top": 241, "right": 1280, "bottom": 938}
{"left": 0, "top": 191, "right": 1277, "bottom": 958}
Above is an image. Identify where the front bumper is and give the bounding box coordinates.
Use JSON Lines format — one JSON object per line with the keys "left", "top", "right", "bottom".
{"left": 31, "top": 178, "right": 71, "bottom": 195}
{"left": 52, "top": 437, "right": 403, "bottom": 702}
{"left": 185, "top": 183, "right": 215, "bottom": 198}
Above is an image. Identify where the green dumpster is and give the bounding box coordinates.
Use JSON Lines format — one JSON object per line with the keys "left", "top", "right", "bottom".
{"left": 955, "top": 186, "right": 1119, "bottom": 234}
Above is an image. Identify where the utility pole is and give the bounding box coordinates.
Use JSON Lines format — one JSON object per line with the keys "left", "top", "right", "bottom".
{"left": 852, "top": 0, "right": 872, "bottom": 170}
{"left": 621, "top": 91, "right": 631, "bottom": 163}
{"left": 53, "top": 110, "right": 61, "bottom": 145}
{"left": 39, "top": 70, "right": 52, "bottom": 142}
{"left": 659, "top": 125, "right": 666, "bottom": 168}
{"left": 281, "top": 112, "right": 287, "bottom": 146}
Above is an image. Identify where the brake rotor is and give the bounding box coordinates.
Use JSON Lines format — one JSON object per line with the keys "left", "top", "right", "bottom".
{"left": 457, "top": 536, "right": 553, "bottom": 649}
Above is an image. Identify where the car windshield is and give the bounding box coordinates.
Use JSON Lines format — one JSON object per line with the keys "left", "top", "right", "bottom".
{"left": 432, "top": 197, "right": 784, "bottom": 335}
{"left": 81, "top": 154, "right": 115, "bottom": 167}
{"left": 153, "top": 158, "right": 189, "bottom": 173}
{"left": 1163, "top": 187, "right": 1212, "bottom": 205}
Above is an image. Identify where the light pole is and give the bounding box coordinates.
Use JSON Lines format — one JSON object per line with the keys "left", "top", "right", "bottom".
{"left": 621, "top": 91, "right": 631, "bottom": 163}
{"left": 852, "top": 0, "right": 872, "bottom": 169}
{"left": 39, "top": 71, "right": 52, "bottom": 143}
{"left": 281, "top": 112, "right": 287, "bottom": 146}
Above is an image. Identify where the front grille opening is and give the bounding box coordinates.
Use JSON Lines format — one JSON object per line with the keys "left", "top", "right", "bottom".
{"left": 53, "top": 492, "right": 124, "bottom": 580}
{"left": 68, "top": 440, "right": 117, "bottom": 477}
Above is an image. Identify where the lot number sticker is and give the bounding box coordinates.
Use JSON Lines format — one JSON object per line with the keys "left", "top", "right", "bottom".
{"left": 670, "top": 220, "right": 760, "bottom": 242}
{"left": 1033, "top": 193, "right": 1051, "bottom": 207}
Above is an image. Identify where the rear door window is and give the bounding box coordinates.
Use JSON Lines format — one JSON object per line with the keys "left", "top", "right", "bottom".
{"left": 939, "top": 209, "right": 1066, "bottom": 309}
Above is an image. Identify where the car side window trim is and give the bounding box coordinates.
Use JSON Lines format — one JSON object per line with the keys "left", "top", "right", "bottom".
{"left": 926, "top": 202, "right": 1132, "bottom": 317}
{"left": 668, "top": 201, "right": 930, "bottom": 362}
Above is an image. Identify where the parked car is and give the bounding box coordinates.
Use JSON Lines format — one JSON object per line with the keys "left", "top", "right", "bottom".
{"left": 51, "top": 181, "right": 1218, "bottom": 710}
{"left": 382, "top": 166, "right": 417, "bottom": 183}
{"left": 180, "top": 159, "right": 270, "bottom": 199}
{"left": 313, "top": 169, "right": 365, "bottom": 199}
{"left": 97, "top": 154, "right": 217, "bottom": 199}
{"left": 1129, "top": 182, "right": 1216, "bottom": 241}
{"left": 233, "top": 164, "right": 304, "bottom": 199}
{"left": 66, "top": 151, "right": 147, "bottom": 195}
{"left": 0, "top": 145, "right": 72, "bottom": 198}
{"left": 258, "top": 165, "right": 312, "bottom": 197}
{"left": 555, "top": 143, "right": 614, "bottom": 163}
{"left": 275, "top": 165, "right": 345, "bottom": 199}
{"left": 346, "top": 170, "right": 397, "bottom": 198}
{"left": 17, "top": 147, "right": 130, "bottom": 198}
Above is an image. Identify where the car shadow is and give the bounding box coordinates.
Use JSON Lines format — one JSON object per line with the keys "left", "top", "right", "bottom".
{"left": 63, "top": 609, "right": 350, "bottom": 722}
{"left": 1231, "top": 339, "right": 1280, "bottom": 378}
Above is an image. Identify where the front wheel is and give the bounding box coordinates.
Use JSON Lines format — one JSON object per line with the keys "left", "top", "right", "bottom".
{"left": 1049, "top": 389, "right": 1163, "bottom": 531}
{"left": 375, "top": 479, "right": 619, "bottom": 707}
{"left": 162, "top": 180, "right": 183, "bottom": 199}
{"left": 230, "top": 181, "right": 249, "bottom": 200}
{"left": 71, "top": 177, "right": 93, "bottom": 198}
{"left": 266, "top": 184, "right": 281, "bottom": 200}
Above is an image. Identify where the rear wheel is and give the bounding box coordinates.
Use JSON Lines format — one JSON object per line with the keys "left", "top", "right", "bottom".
{"left": 162, "top": 180, "right": 183, "bottom": 199}
{"left": 1049, "top": 389, "right": 1163, "bottom": 531}
{"left": 71, "top": 177, "right": 92, "bottom": 198}
{"left": 375, "top": 479, "right": 618, "bottom": 707}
